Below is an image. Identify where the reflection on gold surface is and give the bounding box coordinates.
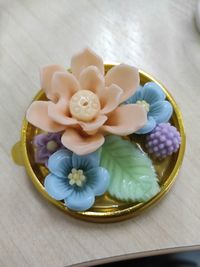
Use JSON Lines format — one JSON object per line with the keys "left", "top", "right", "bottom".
{"left": 12, "top": 65, "right": 186, "bottom": 223}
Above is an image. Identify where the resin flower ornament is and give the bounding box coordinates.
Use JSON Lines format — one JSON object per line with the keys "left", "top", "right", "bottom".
{"left": 33, "top": 132, "right": 63, "bottom": 165}
{"left": 146, "top": 123, "right": 181, "bottom": 159}
{"left": 26, "top": 48, "right": 147, "bottom": 155}
{"left": 44, "top": 149, "right": 110, "bottom": 211}
{"left": 125, "top": 82, "right": 173, "bottom": 134}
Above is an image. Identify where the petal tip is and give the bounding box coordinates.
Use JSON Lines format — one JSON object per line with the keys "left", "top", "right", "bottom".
{"left": 105, "top": 64, "right": 140, "bottom": 103}
{"left": 71, "top": 47, "right": 104, "bottom": 79}
{"left": 40, "top": 64, "right": 65, "bottom": 100}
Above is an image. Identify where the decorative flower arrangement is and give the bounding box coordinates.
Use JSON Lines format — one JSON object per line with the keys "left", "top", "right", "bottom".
{"left": 27, "top": 48, "right": 181, "bottom": 212}
{"left": 146, "top": 123, "right": 181, "bottom": 159}
{"left": 27, "top": 48, "right": 147, "bottom": 155}
{"left": 44, "top": 149, "right": 109, "bottom": 211}
{"left": 33, "top": 132, "right": 63, "bottom": 165}
{"left": 125, "top": 82, "right": 173, "bottom": 134}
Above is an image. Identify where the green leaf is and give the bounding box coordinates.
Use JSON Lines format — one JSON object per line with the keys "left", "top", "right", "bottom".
{"left": 100, "top": 136, "right": 160, "bottom": 202}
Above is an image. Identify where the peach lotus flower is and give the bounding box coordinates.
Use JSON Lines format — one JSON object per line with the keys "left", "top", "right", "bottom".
{"left": 26, "top": 48, "right": 147, "bottom": 155}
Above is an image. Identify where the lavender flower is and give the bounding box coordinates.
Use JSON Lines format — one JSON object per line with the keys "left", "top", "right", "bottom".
{"left": 146, "top": 123, "right": 181, "bottom": 159}
{"left": 33, "top": 132, "right": 64, "bottom": 165}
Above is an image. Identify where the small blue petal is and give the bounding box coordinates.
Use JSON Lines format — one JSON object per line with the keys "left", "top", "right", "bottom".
{"left": 48, "top": 149, "right": 72, "bottom": 178}
{"left": 136, "top": 116, "right": 156, "bottom": 134}
{"left": 149, "top": 100, "right": 173, "bottom": 123}
{"left": 142, "top": 82, "right": 166, "bottom": 104}
{"left": 85, "top": 167, "right": 110, "bottom": 196}
{"left": 44, "top": 173, "right": 73, "bottom": 200}
{"left": 72, "top": 150, "right": 100, "bottom": 171}
{"left": 64, "top": 186, "right": 95, "bottom": 211}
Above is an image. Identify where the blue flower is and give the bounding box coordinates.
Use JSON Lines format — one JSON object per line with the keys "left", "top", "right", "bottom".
{"left": 125, "top": 82, "right": 173, "bottom": 134}
{"left": 44, "top": 149, "right": 110, "bottom": 211}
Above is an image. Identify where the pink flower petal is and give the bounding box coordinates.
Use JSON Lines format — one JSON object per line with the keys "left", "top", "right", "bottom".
{"left": 61, "top": 129, "right": 105, "bottom": 155}
{"left": 79, "top": 66, "right": 104, "bottom": 93}
{"left": 99, "top": 84, "right": 123, "bottom": 114}
{"left": 105, "top": 64, "right": 139, "bottom": 103}
{"left": 51, "top": 71, "right": 80, "bottom": 101}
{"left": 48, "top": 99, "right": 78, "bottom": 126}
{"left": 71, "top": 48, "right": 104, "bottom": 79}
{"left": 40, "top": 65, "right": 65, "bottom": 101}
{"left": 78, "top": 115, "right": 107, "bottom": 134}
{"left": 102, "top": 104, "right": 147, "bottom": 135}
{"left": 26, "top": 101, "right": 66, "bottom": 132}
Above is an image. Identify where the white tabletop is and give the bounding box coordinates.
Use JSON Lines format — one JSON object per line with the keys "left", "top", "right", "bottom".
{"left": 1, "top": 0, "right": 200, "bottom": 266}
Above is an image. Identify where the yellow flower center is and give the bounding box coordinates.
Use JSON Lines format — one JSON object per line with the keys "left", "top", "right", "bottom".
{"left": 68, "top": 168, "right": 86, "bottom": 187}
{"left": 69, "top": 90, "right": 100, "bottom": 122}
{"left": 136, "top": 100, "right": 150, "bottom": 112}
{"left": 46, "top": 140, "right": 58, "bottom": 152}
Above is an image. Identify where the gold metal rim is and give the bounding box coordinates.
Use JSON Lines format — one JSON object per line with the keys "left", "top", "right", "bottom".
{"left": 19, "top": 67, "right": 186, "bottom": 223}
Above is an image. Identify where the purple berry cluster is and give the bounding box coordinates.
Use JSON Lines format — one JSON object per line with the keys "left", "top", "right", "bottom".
{"left": 146, "top": 123, "right": 181, "bottom": 159}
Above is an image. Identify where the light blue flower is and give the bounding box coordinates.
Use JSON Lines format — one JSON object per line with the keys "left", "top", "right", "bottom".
{"left": 44, "top": 149, "right": 110, "bottom": 211}
{"left": 125, "top": 82, "right": 173, "bottom": 134}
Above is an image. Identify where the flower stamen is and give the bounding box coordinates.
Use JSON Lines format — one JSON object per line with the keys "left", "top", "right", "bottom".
{"left": 68, "top": 168, "right": 86, "bottom": 187}
{"left": 136, "top": 100, "right": 150, "bottom": 112}
{"left": 69, "top": 90, "right": 100, "bottom": 122}
{"left": 46, "top": 140, "right": 58, "bottom": 152}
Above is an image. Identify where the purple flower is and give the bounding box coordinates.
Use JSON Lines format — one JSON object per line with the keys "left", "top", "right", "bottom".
{"left": 33, "top": 132, "right": 64, "bottom": 165}
{"left": 146, "top": 123, "right": 181, "bottom": 159}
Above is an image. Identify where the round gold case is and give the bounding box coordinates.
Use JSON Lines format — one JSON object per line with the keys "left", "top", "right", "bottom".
{"left": 12, "top": 65, "right": 186, "bottom": 223}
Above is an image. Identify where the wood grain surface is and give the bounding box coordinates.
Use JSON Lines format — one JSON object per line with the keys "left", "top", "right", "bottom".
{"left": 1, "top": 0, "right": 200, "bottom": 266}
